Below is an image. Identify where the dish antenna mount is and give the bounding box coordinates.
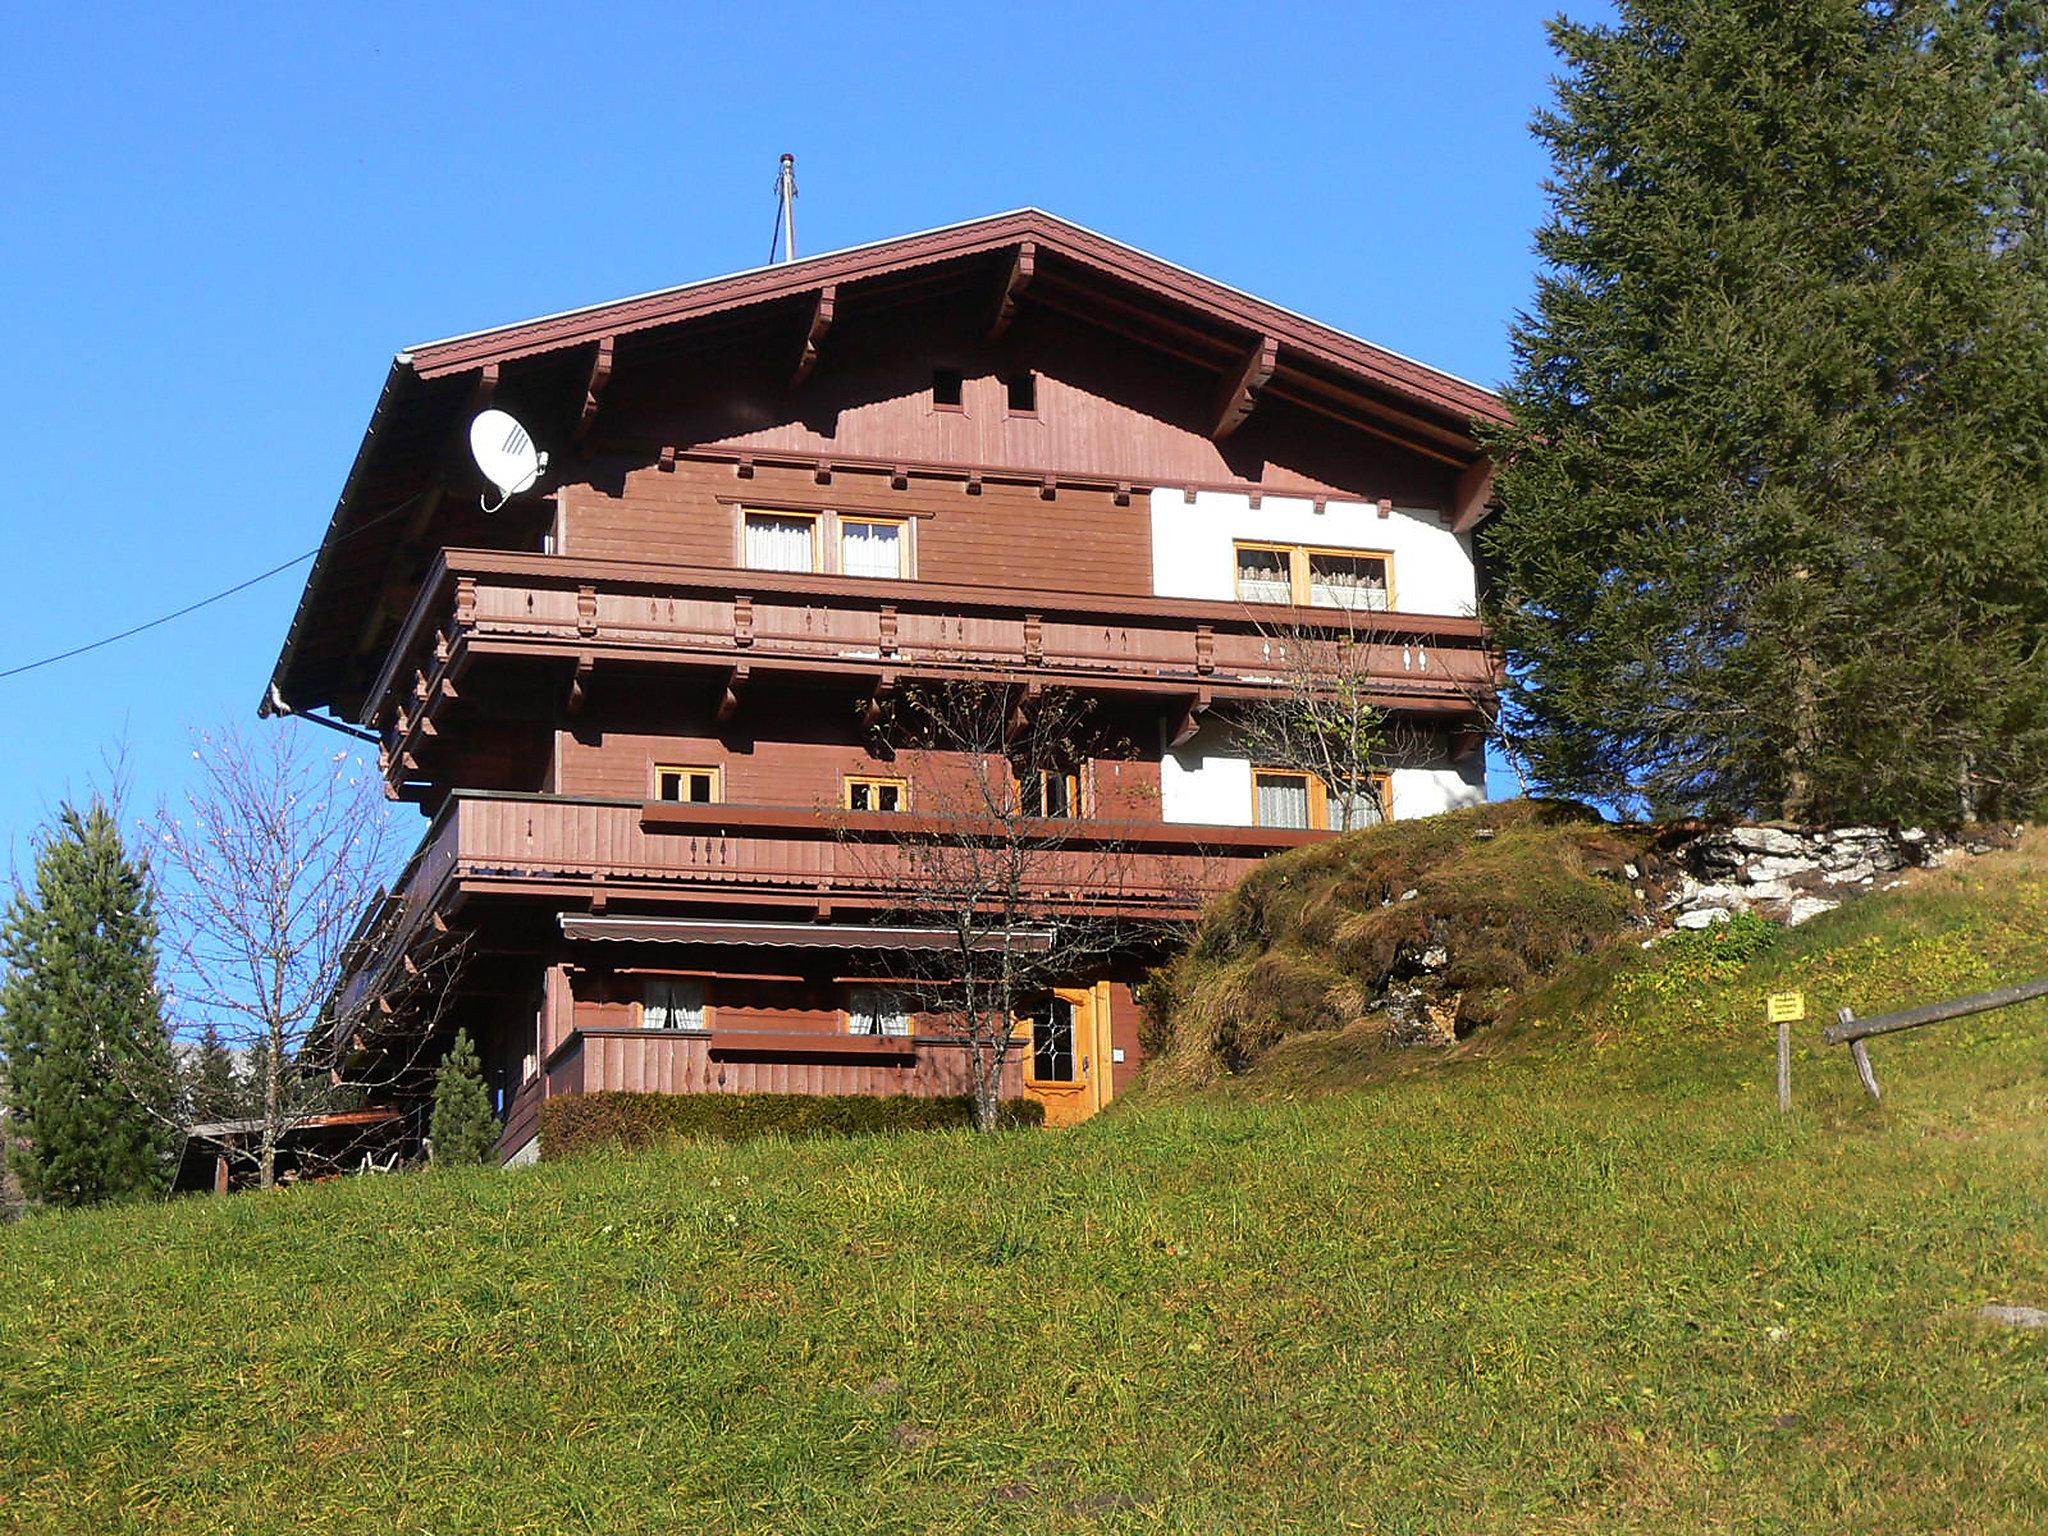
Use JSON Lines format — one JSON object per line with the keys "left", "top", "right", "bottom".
{"left": 469, "top": 408, "right": 549, "bottom": 513}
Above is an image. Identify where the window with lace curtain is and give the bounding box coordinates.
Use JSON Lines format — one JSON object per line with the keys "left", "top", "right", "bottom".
{"left": 1234, "top": 541, "right": 1392, "bottom": 610}
{"left": 839, "top": 516, "right": 906, "bottom": 579}
{"left": 1252, "top": 768, "right": 1326, "bottom": 830}
{"left": 642, "top": 977, "right": 706, "bottom": 1031}
{"left": 742, "top": 510, "right": 815, "bottom": 572}
{"left": 845, "top": 987, "right": 913, "bottom": 1037}
{"left": 739, "top": 507, "right": 911, "bottom": 578}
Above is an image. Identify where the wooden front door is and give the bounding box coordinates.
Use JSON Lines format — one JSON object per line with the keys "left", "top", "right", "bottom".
{"left": 1019, "top": 986, "right": 1113, "bottom": 1127}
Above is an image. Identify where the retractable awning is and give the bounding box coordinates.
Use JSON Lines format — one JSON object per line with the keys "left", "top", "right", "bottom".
{"left": 557, "top": 916, "right": 1052, "bottom": 953}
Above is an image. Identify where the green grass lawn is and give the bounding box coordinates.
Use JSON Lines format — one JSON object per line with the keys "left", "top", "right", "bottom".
{"left": 3, "top": 845, "right": 2046, "bottom": 1533}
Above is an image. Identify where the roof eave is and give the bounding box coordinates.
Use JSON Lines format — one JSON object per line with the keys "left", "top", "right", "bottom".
{"left": 260, "top": 354, "right": 415, "bottom": 720}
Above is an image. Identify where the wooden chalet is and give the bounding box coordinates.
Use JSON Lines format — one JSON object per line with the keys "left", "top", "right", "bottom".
{"left": 264, "top": 210, "right": 1506, "bottom": 1161}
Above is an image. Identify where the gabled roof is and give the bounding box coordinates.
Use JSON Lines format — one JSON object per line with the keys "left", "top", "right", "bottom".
{"left": 266, "top": 209, "right": 1507, "bottom": 720}
{"left": 397, "top": 208, "right": 1504, "bottom": 423}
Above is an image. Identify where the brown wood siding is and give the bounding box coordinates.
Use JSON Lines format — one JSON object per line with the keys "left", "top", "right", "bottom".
{"left": 590, "top": 297, "right": 1455, "bottom": 507}
{"left": 496, "top": 1074, "right": 545, "bottom": 1160}
{"left": 563, "top": 457, "right": 1151, "bottom": 597}
{"left": 1107, "top": 981, "right": 1144, "bottom": 1098}
{"left": 552, "top": 1027, "right": 1024, "bottom": 1101}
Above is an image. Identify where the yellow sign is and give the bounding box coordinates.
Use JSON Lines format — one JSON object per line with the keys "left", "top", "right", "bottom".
{"left": 1766, "top": 992, "right": 1806, "bottom": 1024}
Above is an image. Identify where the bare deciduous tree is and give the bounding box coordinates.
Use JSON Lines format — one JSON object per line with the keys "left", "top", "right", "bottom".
{"left": 151, "top": 723, "right": 415, "bottom": 1188}
{"left": 848, "top": 680, "right": 1155, "bottom": 1131}
{"left": 1233, "top": 615, "right": 1398, "bottom": 831}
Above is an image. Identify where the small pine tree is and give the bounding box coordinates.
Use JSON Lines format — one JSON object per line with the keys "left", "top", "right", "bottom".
{"left": 429, "top": 1029, "right": 499, "bottom": 1166}
{"left": 0, "top": 801, "right": 178, "bottom": 1206}
{"left": 181, "top": 1023, "right": 242, "bottom": 1126}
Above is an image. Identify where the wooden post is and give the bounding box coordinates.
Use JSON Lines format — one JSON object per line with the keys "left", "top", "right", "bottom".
{"left": 1766, "top": 992, "right": 1805, "bottom": 1114}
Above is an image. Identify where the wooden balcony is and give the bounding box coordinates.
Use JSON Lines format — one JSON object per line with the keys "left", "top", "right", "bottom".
{"left": 368, "top": 549, "right": 1497, "bottom": 757}
{"left": 542, "top": 1025, "right": 1023, "bottom": 1102}
{"left": 386, "top": 791, "right": 1321, "bottom": 922}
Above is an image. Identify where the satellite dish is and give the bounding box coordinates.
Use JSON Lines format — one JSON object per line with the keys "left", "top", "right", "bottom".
{"left": 469, "top": 409, "right": 549, "bottom": 513}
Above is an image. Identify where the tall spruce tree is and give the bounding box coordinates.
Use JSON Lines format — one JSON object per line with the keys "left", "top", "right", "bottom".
{"left": 0, "top": 802, "right": 178, "bottom": 1206}
{"left": 428, "top": 1030, "right": 499, "bottom": 1166}
{"left": 1484, "top": 0, "right": 2048, "bottom": 823}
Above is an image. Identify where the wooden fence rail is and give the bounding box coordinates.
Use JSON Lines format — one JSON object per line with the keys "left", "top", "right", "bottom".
{"left": 1823, "top": 976, "right": 2048, "bottom": 1100}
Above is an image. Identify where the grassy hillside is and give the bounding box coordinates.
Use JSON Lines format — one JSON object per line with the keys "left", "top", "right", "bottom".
{"left": 3, "top": 841, "right": 2047, "bottom": 1533}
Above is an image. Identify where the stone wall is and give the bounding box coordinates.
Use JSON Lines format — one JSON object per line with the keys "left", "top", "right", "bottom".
{"left": 1660, "top": 823, "right": 2014, "bottom": 930}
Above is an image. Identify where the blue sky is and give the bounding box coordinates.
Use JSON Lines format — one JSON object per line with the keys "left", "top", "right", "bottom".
{"left": 0, "top": 1, "right": 1588, "bottom": 867}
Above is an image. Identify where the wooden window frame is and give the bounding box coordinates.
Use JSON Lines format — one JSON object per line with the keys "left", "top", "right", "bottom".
{"left": 1251, "top": 766, "right": 1330, "bottom": 830}
{"left": 1004, "top": 371, "right": 1038, "bottom": 417}
{"left": 844, "top": 985, "right": 916, "bottom": 1038}
{"left": 843, "top": 774, "right": 910, "bottom": 812}
{"left": 1021, "top": 995, "right": 1080, "bottom": 1087}
{"left": 1017, "top": 765, "right": 1085, "bottom": 820}
{"left": 740, "top": 507, "right": 820, "bottom": 574}
{"left": 639, "top": 976, "right": 710, "bottom": 1032}
{"left": 738, "top": 505, "right": 914, "bottom": 579}
{"left": 836, "top": 513, "right": 913, "bottom": 580}
{"left": 1232, "top": 540, "right": 1396, "bottom": 611}
{"left": 930, "top": 366, "right": 965, "bottom": 413}
{"left": 653, "top": 764, "right": 723, "bottom": 804}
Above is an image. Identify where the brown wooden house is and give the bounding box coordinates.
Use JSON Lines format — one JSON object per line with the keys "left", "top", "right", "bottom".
{"left": 264, "top": 210, "right": 1507, "bottom": 1161}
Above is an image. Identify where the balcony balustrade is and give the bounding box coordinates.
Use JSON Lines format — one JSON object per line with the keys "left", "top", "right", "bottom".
{"left": 369, "top": 550, "right": 1497, "bottom": 754}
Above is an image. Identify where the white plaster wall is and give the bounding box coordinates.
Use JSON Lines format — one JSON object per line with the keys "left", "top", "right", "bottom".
{"left": 1160, "top": 720, "right": 1488, "bottom": 827}
{"left": 1149, "top": 488, "right": 1477, "bottom": 617}
{"left": 1159, "top": 719, "right": 1255, "bottom": 826}
{"left": 1389, "top": 762, "right": 1488, "bottom": 821}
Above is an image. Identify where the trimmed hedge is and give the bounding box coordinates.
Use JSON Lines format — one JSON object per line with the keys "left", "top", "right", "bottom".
{"left": 538, "top": 1091, "right": 1045, "bottom": 1160}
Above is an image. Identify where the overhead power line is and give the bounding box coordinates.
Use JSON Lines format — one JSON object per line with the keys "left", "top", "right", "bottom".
{"left": 0, "top": 493, "right": 427, "bottom": 685}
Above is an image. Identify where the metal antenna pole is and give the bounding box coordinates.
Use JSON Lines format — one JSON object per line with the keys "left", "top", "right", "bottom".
{"left": 773, "top": 153, "right": 798, "bottom": 264}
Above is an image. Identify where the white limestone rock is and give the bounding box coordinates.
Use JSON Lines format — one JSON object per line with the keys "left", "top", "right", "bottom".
{"left": 1730, "top": 826, "right": 1806, "bottom": 856}
{"left": 1675, "top": 908, "right": 1733, "bottom": 930}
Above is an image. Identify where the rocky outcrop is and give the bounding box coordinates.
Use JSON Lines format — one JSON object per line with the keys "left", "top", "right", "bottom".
{"left": 1657, "top": 823, "right": 2015, "bottom": 930}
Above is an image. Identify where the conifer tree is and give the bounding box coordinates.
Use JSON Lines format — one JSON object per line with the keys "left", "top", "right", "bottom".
{"left": 0, "top": 802, "right": 177, "bottom": 1206}
{"left": 181, "top": 1022, "right": 243, "bottom": 1125}
{"left": 428, "top": 1030, "right": 499, "bottom": 1166}
{"left": 1484, "top": 0, "right": 2048, "bottom": 823}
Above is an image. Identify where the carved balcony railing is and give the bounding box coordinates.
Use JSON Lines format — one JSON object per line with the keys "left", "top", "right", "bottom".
{"left": 335, "top": 790, "right": 1324, "bottom": 1045}
{"left": 367, "top": 549, "right": 1498, "bottom": 756}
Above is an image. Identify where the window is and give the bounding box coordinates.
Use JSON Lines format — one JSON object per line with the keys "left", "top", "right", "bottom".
{"left": 844, "top": 775, "right": 908, "bottom": 812}
{"left": 931, "top": 367, "right": 964, "bottom": 410}
{"left": 1253, "top": 768, "right": 1326, "bottom": 830}
{"left": 1005, "top": 372, "right": 1037, "bottom": 414}
{"left": 740, "top": 507, "right": 913, "bottom": 579}
{"left": 839, "top": 515, "right": 907, "bottom": 579}
{"left": 643, "top": 977, "right": 706, "bottom": 1031}
{"left": 1018, "top": 766, "right": 1080, "bottom": 819}
{"left": 1233, "top": 541, "right": 1392, "bottom": 611}
{"left": 846, "top": 986, "right": 913, "bottom": 1037}
{"left": 1234, "top": 545, "right": 1293, "bottom": 605}
{"left": 743, "top": 510, "right": 816, "bottom": 573}
{"left": 654, "top": 765, "right": 721, "bottom": 804}
{"left": 1028, "top": 997, "right": 1077, "bottom": 1083}
{"left": 1332, "top": 775, "right": 1393, "bottom": 830}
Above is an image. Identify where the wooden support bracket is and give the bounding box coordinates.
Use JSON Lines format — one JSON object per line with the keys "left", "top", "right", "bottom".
{"left": 988, "top": 241, "right": 1036, "bottom": 340}
{"left": 1451, "top": 458, "right": 1496, "bottom": 533}
{"left": 575, "top": 336, "right": 615, "bottom": 445}
{"left": 860, "top": 668, "right": 898, "bottom": 729}
{"left": 716, "top": 662, "right": 751, "bottom": 724}
{"left": 566, "top": 655, "right": 593, "bottom": 716}
{"left": 792, "top": 284, "right": 836, "bottom": 386}
{"left": 1212, "top": 333, "right": 1278, "bottom": 439}
{"left": 1169, "top": 688, "right": 1213, "bottom": 748}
